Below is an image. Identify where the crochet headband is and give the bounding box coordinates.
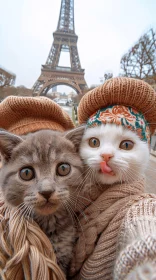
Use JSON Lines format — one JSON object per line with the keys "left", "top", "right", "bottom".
{"left": 86, "top": 105, "right": 151, "bottom": 144}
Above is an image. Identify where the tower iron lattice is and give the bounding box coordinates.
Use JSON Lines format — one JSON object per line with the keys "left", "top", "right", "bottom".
{"left": 32, "top": 0, "right": 87, "bottom": 95}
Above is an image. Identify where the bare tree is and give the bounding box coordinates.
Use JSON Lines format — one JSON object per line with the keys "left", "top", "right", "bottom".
{"left": 100, "top": 72, "right": 113, "bottom": 84}
{"left": 0, "top": 67, "right": 16, "bottom": 88}
{"left": 104, "top": 72, "right": 113, "bottom": 81}
{"left": 120, "top": 28, "right": 156, "bottom": 79}
{"left": 0, "top": 74, "right": 10, "bottom": 88}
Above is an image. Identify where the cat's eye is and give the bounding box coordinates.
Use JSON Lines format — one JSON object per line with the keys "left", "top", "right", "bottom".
{"left": 57, "top": 163, "right": 71, "bottom": 176}
{"left": 89, "top": 137, "right": 100, "bottom": 148}
{"left": 19, "top": 167, "right": 35, "bottom": 181}
{"left": 119, "top": 140, "right": 134, "bottom": 150}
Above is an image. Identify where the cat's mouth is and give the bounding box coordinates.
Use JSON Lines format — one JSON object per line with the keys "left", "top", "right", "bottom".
{"left": 40, "top": 202, "right": 54, "bottom": 208}
{"left": 99, "top": 161, "right": 115, "bottom": 176}
{"left": 36, "top": 200, "right": 60, "bottom": 215}
{"left": 39, "top": 200, "right": 59, "bottom": 208}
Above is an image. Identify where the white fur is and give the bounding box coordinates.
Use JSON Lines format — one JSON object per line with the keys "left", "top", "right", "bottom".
{"left": 80, "top": 124, "right": 150, "bottom": 185}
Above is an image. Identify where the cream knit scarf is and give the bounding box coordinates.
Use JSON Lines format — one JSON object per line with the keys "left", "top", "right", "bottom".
{"left": 70, "top": 178, "right": 155, "bottom": 280}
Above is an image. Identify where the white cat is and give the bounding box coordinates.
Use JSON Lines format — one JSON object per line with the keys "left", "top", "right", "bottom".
{"left": 80, "top": 124, "right": 150, "bottom": 185}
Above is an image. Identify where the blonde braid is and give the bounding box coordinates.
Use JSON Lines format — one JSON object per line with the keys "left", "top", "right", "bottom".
{"left": 0, "top": 193, "right": 66, "bottom": 280}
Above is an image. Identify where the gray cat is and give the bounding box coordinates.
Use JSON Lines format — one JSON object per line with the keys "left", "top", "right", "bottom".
{"left": 0, "top": 128, "right": 84, "bottom": 275}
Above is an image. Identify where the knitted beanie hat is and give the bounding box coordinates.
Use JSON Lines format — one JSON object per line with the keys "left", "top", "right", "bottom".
{"left": 78, "top": 77, "right": 156, "bottom": 134}
{"left": 0, "top": 96, "right": 74, "bottom": 135}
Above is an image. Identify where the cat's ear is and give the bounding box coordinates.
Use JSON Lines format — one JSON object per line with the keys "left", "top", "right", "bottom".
{"left": 64, "top": 125, "right": 85, "bottom": 151}
{"left": 0, "top": 130, "right": 23, "bottom": 162}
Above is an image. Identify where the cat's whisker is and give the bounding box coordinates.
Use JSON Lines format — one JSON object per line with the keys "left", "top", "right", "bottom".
{"left": 119, "top": 170, "right": 124, "bottom": 187}
{"left": 120, "top": 169, "right": 132, "bottom": 185}
{"left": 7, "top": 212, "right": 24, "bottom": 241}
{"left": 114, "top": 165, "right": 130, "bottom": 185}
{"left": 22, "top": 204, "right": 30, "bottom": 219}
{"left": 3, "top": 202, "right": 24, "bottom": 231}
{"left": 88, "top": 168, "right": 95, "bottom": 197}
{"left": 94, "top": 173, "right": 105, "bottom": 191}
{"left": 74, "top": 166, "right": 92, "bottom": 194}
{"left": 126, "top": 160, "right": 150, "bottom": 165}
{"left": 125, "top": 158, "right": 149, "bottom": 163}
{"left": 74, "top": 168, "right": 94, "bottom": 201}
{"left": 123, "top": 166, "right": 145, "bottom": 176}
{"left": 24, "top": 205, "right": 33, "bottom": 224}
{"left": 74, "top": 194, "right": 101, "bottom": 211}
{"left": 21, "top": 204, "right": 31, "bottom": 218}
{"left": 62, "top": 201, "right": 86, "bottom": 238}
{"left": 68, "top": 195, "right": 90, "bottom": 222}
{"left": 116, "top": 169, "right": 125, "bottom": 199}
{"left": 11, "top": 202, "right": 27, "bottom": 219}
{"left": 11, "top": 203, "right": 32, "bottom": 233}
{"left": 4, "top": 203, "right": 27, "bottom": 238}
{"left": 121, "top": 168, "right": 140, "bottom": 187}
{"left": 62, "top": 200, "right": 78, "bottom": 227}
{"left": 11, "top": 203, "right": 27, "bottom": 222}
{"left": 11, "top": 205, "right": 34, "bottom": 241}
{"left": 12, "top": 205, "right": 28, "bottom": 224}
{"left": 69, "top": 190, "right": 101, "bottom": 213}
{"left": 72, "top": 167, "right": 90, "bottom": 184}
{"left": 125, "top": 161, "right": 156, "bottom": 171}
{"left": 134, "top": 166, "right": 156, "bottom": 174}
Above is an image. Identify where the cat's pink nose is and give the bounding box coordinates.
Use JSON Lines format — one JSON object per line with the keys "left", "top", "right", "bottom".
{"left": 101, "top": 154, "right": 113, "bottom": 162}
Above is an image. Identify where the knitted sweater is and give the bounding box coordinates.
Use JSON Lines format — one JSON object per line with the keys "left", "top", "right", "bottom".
{"left": 75, "top": 77, "right": 156, "bottom": 280}
{"left": 114, "top": 198, "right": 156, "bottom": 280}
{"left": 69, "top": 178, "right": 156, "bottom": 280}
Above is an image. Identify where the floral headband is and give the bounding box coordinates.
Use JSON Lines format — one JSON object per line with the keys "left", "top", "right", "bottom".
{"left": 86, "top": 105, "right": 151, "bottom": 144}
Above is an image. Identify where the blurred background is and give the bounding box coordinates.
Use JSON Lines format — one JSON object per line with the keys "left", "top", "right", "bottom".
{"left": 0, "top": 0, "right": 156, "bottom": 151}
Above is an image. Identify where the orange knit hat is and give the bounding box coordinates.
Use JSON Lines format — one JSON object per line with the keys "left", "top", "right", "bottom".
{"left": 0, "top": 96, "right": 74, "bottom": 135}
{"left": 78, "top": 77, "right": 156, "bottom": 134}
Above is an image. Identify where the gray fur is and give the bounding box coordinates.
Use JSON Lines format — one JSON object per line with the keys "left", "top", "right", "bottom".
{"left": 0, "top": 128, "right": 85, "bottom": 274}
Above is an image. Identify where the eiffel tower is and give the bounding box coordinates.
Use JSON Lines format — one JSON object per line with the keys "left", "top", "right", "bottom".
{"left": 32, "top": 0, "right": 87, "bottom": 95}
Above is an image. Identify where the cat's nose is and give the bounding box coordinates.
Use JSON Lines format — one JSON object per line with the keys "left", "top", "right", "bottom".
{"left": 39, "top": 190, "right": 53, "bottom": 200}
{"left": 101, "top": 154, "right": 113, "bottom": 162}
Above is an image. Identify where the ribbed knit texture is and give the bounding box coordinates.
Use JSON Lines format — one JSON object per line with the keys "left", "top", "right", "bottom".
{"left": 78, "top": 77, "right": 156, "bottom": 134}
{"left": 114, "top": 199, "right": 156, "bottom": 280}
{"left": 69, "top": 178, "right": 156, "bottom": 280}
{"left": 0, "top": 96, "right": 74, "bottom": 135}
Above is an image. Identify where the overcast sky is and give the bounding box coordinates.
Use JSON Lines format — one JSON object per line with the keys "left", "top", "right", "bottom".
{"left": 0, "top": 0, "right": 156, "bottom": 93}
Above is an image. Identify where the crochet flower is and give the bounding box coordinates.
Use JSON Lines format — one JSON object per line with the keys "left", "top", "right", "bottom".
{"left": 112, "top": 106, "right": 134, "bottom": 122}
{"left": 99, "top": 111, "right": 121, "bottom": 125}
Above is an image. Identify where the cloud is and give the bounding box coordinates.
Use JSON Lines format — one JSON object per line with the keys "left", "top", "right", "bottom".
{"left": 0, "top": 0, "right": 156, "bottom": 91}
